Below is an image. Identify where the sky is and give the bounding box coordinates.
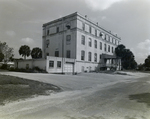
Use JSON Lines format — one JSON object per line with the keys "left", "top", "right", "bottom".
{"left": 0, "top": 0, "right": 150, "bottom": 64}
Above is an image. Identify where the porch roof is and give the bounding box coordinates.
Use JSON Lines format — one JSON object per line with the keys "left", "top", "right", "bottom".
{"left": 102, "top": 54, "right": 120, "bottom": 59}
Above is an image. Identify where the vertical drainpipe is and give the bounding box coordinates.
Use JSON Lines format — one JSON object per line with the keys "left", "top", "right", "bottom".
{"left": 104, "top": 35, "right": 107, "bottom": 70}
{"left": 62, "top": 17, "right": 64, "bottom": 74}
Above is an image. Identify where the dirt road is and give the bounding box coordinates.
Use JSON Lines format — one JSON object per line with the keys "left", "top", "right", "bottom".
{"left": 0, "top": 71, "right": 150, "bottom": 119}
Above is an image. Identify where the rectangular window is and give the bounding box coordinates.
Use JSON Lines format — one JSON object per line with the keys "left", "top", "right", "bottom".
{"left": 88, "top": 52, "right": 91, "bottom": 61}
{"left": 57, "top": 61, "right": 61, "bottom": 68}
{"left": 94, "top": 40, "right": 97, "bottom": 48}
{"left": 89, "top": 38, "right": 92, "bottom": 47}
{"left": 106, "top": 35, "right": 108, "bottom": 41}
{"left": 66, "top": 35, "right": 71, "bottom": 45}
{"left": 100, "top": 32, "right": 103, "bottom": 37}
{"left": 104, "top": 44, "right": 107, "bottom": 52}
{"left": 112, "top": 47, "right": 114, "bottom": 53}
{"left": 100, "top": 42, "right": 102, "bottom": 50}
{"left": 56, "top": 27, "right": 59, "bottom": 33}
{"left": 108, "top": 36, "right": 110, "bottom": 42}
{"left": 46, "top": 53, "right": 49, "bottom": 56}
{"left": 66, "top": 23, "right": 71, "bottom": 29}
{"left": 55, "top": 51, "right": 59, "bottom": 57}
{"left": 95, "top": 29, "right": 97, "bottom": 36}
{"left": 89, "top": 26, "right": 92, "bottom": 33}
{"left": 66, "top": 50, "right": 71, "bottom": 58}
{"left": 47, "top": 30, "right": 49, "bottom": 35}
{"left": 82, "top": 23, "right": 85, "bottom": 30}
{"left": 110, "top": 37, "right": 112, "bottom": 42}
{"left": 99, "top": 54, "right": 102, "bottom": 60}
{"left": 81, "top": 50, "right": 85, "bottom": 60}
{"left": 81, "top": 35, "right": 85, "bottom": 45}
{"left": 101, "top": 33, "right": 105, "bottom": 39}
{"left": 108, "top": 45, "right": 110, "bottom": 52}
{"left": 49, "top": 61, "right": 54, "bottom": 68}
{"left": 105, "top": 34, "right": 107, "bottom": 40}
{"left": 46, "top": 39, "right": 49, "bottom": 48}
{"left": 94, "top": 53, "right": 97, "bottom": 62}
{"left": 116, "top": 40, "right": 118, "bottom": 45}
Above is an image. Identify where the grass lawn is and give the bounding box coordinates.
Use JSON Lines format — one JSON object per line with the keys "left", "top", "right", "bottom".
{"left": 0, "top": 74, "right": 61, "bottom": 105}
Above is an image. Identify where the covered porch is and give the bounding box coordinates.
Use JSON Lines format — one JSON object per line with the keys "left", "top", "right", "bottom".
{"left": 99, "top": 54, "right": 122, "bottom": 71}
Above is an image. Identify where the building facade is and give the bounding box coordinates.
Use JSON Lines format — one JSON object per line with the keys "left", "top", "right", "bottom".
{"left": 42, "top": 12, "right": 121, "bottom": 73}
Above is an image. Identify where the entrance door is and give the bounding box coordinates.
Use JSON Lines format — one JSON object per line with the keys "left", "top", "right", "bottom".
{"left": 81, "top": 66, "right": 84, "bottom": 72}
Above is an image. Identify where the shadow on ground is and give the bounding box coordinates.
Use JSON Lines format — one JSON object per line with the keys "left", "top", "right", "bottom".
{"left": 66, "top": 116, "right": 105, "bottom": 119}
{"left": 129, "top": 93, "right": 150, "bottom": 107}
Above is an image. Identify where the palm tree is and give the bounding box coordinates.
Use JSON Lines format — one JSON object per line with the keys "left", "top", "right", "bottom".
{"left": 31, "top": 47, "right": 42, "bottom": 59}
{"left": 19, "top": 45, "right": 30, "bottom": 59}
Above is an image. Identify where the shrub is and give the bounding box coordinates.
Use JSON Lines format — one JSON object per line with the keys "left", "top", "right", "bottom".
{"left": 145, "top": 67, "right": 150, "bottom": 71}
{"left": 13, "top": 67, "right": 47, "bottom": 73}
{"left": 1, "top": 64, "right": 8, "bottom": 69}
{"left": 33, "top": 66, "right": 41, "bottom": 71}
{"left": 8, "top": 67, "right": 15, "bottom": 71}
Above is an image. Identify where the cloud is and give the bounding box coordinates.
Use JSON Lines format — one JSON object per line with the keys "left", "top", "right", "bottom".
{"left": 6, "top": 30, "right": 16, "bottom": 37}
{"left": 84, "top": 0, "right": 124, "bottom": 11}
{"left": 137, "top": 39, "right": 150, "bottom": 52}
{"left": 21, "top": 37, "right": 34, "bottom": 44}
{"left": 101, "top": 16, "right": 107, "bottom": 20}
{"left": 0, "top": 0, "right": 34, "bottom": 10}
{"left": 131, "top": 39, "right": 150, "bottom": 64}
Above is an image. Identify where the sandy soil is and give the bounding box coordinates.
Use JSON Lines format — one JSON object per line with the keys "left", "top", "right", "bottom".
{"left": 0, "top": 71, "right": 150, "bottom": 119}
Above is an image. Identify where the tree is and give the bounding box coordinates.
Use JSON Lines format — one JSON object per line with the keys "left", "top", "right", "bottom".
{"left": 31, "top": 47, "right": 42, "bottom": 59}
{"left": 137, "top": 64, "right": 144, "bottom": 71}
{"left": 145, "top": 55, "right": 150, "bottom": 68}
{"left": 115, "top": 44, "right": 137, "bottom": 70}
{"left": 9, "top": 54, "right": 14, "bottom": 61}
{"left": 19, "top": 45, "right": 31, "bottom": 59}
{"left": 0, "top": 41, "right": 14, "bottom": 62}
{"left": 0, "top": 52, "right": 4, "bottom": 62}
{"left": 115, "top": 44, "right": 126, "bottom": 58}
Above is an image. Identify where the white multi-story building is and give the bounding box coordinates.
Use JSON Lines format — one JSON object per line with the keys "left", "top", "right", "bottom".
{"left": 42, "top": 12, "right": 121, "bottom": 74}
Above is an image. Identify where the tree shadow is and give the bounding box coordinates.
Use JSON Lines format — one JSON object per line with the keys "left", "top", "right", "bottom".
{"left": 129, "top": 93, "right": 150, "bottom": 107}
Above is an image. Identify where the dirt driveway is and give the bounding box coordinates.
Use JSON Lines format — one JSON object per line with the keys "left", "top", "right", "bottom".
{"left": 0, "top": 71, "right": 150, "bottom": 119}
